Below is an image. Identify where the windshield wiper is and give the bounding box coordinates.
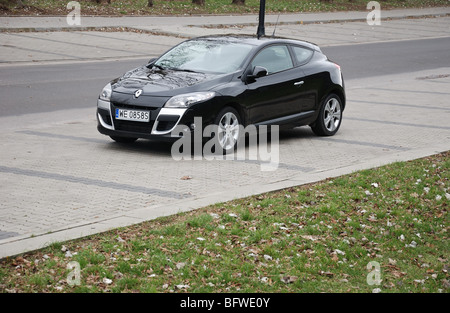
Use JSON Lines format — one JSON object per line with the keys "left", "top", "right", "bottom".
{"left": 169, "top": 67, "right": 202, "bottom": 73}
{"left": 152, "top": 64, "right": 165, "bottom": 71}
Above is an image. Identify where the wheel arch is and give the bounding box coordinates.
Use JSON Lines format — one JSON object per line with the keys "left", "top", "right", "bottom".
{"left": 325, "top": 87, "right": 346, "bottom": 111}
{"left": 219, "top": 102, "right": 247, "bottom": 126}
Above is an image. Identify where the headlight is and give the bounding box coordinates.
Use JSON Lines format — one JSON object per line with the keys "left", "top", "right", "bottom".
{"left": 165, "top": 92, "right": 215, "bottom": 108}
{"left": 99, "top": 83, "right": 112, "bottom": 102}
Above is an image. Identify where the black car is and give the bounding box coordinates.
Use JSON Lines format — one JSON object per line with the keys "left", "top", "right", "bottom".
{"left": 97, "top": 35, "right": 345, "bottom": 151}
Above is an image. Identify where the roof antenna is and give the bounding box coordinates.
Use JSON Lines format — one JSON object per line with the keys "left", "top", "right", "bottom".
{"left": 271, "top": 14, "right": 280, "bottom": 38}
{"left": 256, "top": 0, "right": 266, "bottom": 39}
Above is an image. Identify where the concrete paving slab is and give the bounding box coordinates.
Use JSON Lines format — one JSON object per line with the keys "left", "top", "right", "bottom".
{"left": 171, "top": 16, "right": 450, "bottom": 45}
{"left": 0, "top": 31, "right": 180, "bottom": 63}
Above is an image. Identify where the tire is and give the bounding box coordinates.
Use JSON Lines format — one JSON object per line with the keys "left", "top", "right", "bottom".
{"left": 213, "top": 107, "right": 242, "bottom": 154}
{"left": 311, "top": 93, "right": 343, "bottom": 136}
{"left": 110, "top": 136, "right": 138, "bottom": 143}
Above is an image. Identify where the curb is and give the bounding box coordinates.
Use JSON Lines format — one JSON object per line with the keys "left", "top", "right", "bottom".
{"left": 0, "top": 25, "right": 191, "bottom": 38}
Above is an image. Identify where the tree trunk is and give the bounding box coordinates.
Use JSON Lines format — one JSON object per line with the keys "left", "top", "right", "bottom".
{"left": 232, "top": 0, "right": 245, "bottom": 5}
{"left": 148, "top": 0, "right": 153, "bottom": 7}
{"left": 192, "top": 0, "right": 205, "bottom": 5}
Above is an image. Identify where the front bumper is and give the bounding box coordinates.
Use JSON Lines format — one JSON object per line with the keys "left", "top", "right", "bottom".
{"left": 97, "top": 98, "right": 191, "bottom": 140}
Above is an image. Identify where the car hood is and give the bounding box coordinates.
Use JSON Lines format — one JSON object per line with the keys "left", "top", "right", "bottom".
{"left": 111, "top": 65, "right": 230, "bottom": 97}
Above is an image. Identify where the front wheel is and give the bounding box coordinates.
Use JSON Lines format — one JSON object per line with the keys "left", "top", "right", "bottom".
{"left": 311, "top": 94, "right": 343, "bottom": 136}
{"left": 213, "top": 107, "right": 242, "bottom": 154}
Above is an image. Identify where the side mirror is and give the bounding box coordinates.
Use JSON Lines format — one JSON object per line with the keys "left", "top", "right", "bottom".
{"left": 241, "top": 66, "right": 267, "bottom": 83}
{"left": 251, "top": 66, "right": 268, "bottom": 78}
{"left": 242, "top": 66, "right": 267, "bottom": 83}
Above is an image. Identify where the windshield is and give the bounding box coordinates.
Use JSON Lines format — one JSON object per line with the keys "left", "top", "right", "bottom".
{"left": 154, "top": 39, "right": 254, "bottom": 74}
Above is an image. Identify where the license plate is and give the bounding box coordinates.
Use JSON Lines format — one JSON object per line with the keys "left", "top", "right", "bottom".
{"left": 115, "top": 108, "right": 150, "bottom": 122}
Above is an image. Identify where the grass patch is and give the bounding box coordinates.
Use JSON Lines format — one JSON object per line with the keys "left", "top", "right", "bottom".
{"left": 1, "top": 0, "right": 448, "bottom": 16}
{"left": 0, "top": 151, "right": 448, "bottom": 293}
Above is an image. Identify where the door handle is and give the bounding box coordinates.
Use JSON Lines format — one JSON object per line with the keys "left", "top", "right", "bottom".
{"left": 294, "top": 81, "right": 304, "bottom": 86}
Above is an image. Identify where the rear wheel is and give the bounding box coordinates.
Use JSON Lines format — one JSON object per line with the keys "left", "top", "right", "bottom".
{"left": 110, "top": 136, "right": 138, "bottom": 143}
{"left": 311, "top": 94, "right": 343, "bottom": 136}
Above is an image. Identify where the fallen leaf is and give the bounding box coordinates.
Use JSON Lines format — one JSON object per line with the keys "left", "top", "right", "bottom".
{"left": 391, "top": 271, "right": 406, "bottom": 278}
{"left": 280, "top": 275, "right": 298, "bottom": 284}
{"left": 175, "top": 284, "right": 190, "bottom": 289}
{"left": 176, "top": 262, "right": 186, "bottom": 270}
{"left": 389, "top": 258, "right": 397, "bottom": 265}
{"left": 103, "top": 278, "right": 113, "bottom": 285}
{"left": 319, "top": 271, "right": 334, "bottom": 277}
{"left": 209, "top": 213, "right": 220, "bottom": 219}
{"left": 300, "top": 235, "right": 320, "bottom": 241}
{"left": 116, "top": 236, "right": 125, "bottom": 243}
{"left": 335, "top": 249, "right": 346, "bottom": 256}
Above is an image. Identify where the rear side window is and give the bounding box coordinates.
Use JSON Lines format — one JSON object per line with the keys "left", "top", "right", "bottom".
{"left": 251, "top": 45, "right": 293, "bottom": 74}
{"left": 292, "top": 46, "right": 314, "bottom": 65}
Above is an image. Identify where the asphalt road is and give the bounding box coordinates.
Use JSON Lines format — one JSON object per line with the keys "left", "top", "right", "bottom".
{"left": 1, "top": 36, "right": 449, "bottom": 117}
{"left": 321, "top": 36, "right": 450, "bottom": 80}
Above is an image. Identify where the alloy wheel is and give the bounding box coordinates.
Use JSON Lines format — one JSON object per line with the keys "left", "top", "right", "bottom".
{"left": 217, "top": 112, "right": 240, "bottom": 151}
{"left": 323, "top": 97, "right": 342, "bottom": 132}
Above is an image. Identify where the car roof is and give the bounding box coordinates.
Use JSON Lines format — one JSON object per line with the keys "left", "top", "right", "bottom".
{"left": 192, "top": 34, "right": 321, "bottom": 52}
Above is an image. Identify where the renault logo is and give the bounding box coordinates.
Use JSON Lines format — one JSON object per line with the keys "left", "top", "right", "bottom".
{"left": 134, "top": 89, "right": 143, "bottom": 98}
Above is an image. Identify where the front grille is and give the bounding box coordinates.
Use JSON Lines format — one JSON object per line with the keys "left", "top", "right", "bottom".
{"left": 114, "top": 120, "right": 154, "bottom": 133}
{"left": 112, "top": 103, "right": 158, "bottom": 111}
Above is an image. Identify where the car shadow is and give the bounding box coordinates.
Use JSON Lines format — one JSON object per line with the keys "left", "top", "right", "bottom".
{"left": 101, "top": 139, "right": 175, "bottom": 157}
{"left": 279, "top": 127, "right": 316, "bottom": 140}
{"left": 99, "top": 126, "right": 318, "bottom": 157}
